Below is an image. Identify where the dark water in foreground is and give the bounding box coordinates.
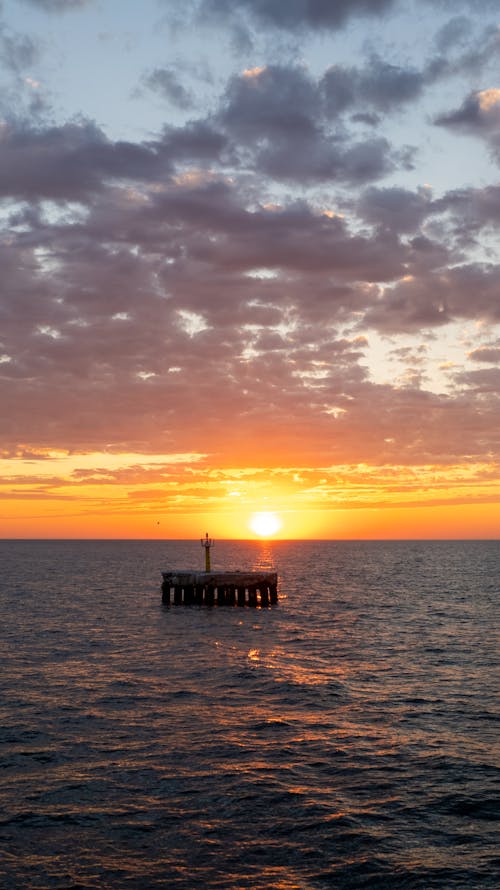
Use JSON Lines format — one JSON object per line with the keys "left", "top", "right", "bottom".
{"left": 0, "top": 539, "right": 498, "bottom": 889}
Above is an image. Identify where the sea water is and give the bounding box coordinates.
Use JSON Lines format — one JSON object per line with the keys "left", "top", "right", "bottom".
{"left": 0, "top": 539, "right": 498, "bottom": 889}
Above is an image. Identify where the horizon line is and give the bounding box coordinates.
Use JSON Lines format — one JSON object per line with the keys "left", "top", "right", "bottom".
{"left": 1, "top": 537, "right": 498, "bottom": 543}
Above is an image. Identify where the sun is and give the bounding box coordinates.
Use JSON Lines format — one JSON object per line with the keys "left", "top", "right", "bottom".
{"left": 249, "top": 511, "right": 282, "bottom": 538}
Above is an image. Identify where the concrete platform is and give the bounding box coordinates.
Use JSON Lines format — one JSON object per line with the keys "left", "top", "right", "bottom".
{"left": 161, "top": 570, "right": 278, "bottom": 606}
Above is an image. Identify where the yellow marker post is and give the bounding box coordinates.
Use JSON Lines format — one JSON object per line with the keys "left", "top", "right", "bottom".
{"left": 201, "top": 532, "right": 214, "bottom": 571}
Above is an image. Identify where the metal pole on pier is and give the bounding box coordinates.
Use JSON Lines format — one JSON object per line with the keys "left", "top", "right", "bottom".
{"left": 201, "top": 532, "right": 214, "bottom": 571}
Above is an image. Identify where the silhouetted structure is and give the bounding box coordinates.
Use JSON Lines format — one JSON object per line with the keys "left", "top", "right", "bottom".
{"left": 161, "top": 570, "right": 278, "bottom": 607}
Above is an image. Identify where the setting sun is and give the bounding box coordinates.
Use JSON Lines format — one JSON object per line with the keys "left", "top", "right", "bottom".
{"left": 249, "top": 511, "right": 282, "bottom": 537}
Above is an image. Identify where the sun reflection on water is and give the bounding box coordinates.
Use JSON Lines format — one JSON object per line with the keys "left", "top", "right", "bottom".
{"left": 251, "top": 540, "right": 277, "bottom": 571}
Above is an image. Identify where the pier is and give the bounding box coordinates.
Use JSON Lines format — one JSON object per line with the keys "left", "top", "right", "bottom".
{"left": 161, "top": 571, "right": 278, "bottom": 606}
{"left": 161, "top": 534, "right": 278, "bottom": 606}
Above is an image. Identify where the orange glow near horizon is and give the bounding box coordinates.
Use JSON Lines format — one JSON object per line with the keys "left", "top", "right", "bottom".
{"left": 2, "top": 502, "right": 500, "bottom": 540}
{"left": 0, "top": 450, "right": 499, "bottom": 539}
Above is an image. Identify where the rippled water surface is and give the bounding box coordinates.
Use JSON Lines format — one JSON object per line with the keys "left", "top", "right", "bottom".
{"left": 1, "top": 539, "right": 499, "bottom": 889}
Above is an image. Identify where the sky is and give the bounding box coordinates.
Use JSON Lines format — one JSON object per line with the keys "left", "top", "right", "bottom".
{"left": 0, "top": 0, "right": 499, "bottom": 539}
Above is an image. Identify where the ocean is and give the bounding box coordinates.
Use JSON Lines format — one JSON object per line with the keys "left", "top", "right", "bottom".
{"left": 0, "top": 539, "right": 498, "bottom": 889}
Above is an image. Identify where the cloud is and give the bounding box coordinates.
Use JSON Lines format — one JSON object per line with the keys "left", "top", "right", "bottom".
{"left": 222, "top": 56, "right": 428, "bottom": 132}
{"left": 0, "top": 119, "right": 172, "bottom": 200}
{"left": 3, "top": 456, "right": 499, "bottom": 519}
{"left": 180, "top": 0, "right": 396, "bottom": 33}
{"left": 431, "top": 0, "right": 500, "bottom": 10}
{"left": 255, "top": 132, "right": 397, "bottom": 184}
{"left": 433, "top": 16, "right": 471, "bottom": 52}
{"left": 468, "top": 345, "right": 500, "bottom": 363}
{"left": 435, "top": 88, "right": 500, "bottom": 163}
{"left": 0, "top": 148, "right": 498, "bottom": 468}
{"left": 455, "top": 366, "right": 500, "bottom": 393}
{"left": 215, "top": 63, "right": 411, "bottom": 183}
{"left": 164, "top": 120, "right": 228, "bottom": 162}
{"left": 357, "top": 186, "right": 433, "bottom": 233}
{"left": 322, "top": 58, "right": 425, "bottom": 115}
{"left": 145, "top": 67, "right": 195, "bottom": 109}
{"left": 219, "top": 64, "right": 321, "bottom": 140}
{"left": 0, "top": 2, "right": 499, "bottom": 475}
{"left": 134, "top": 181, "right": 409, "bottom": 282}
{"left": 436, "top": 88, "right": 500, "bottom": 129}
{"left": 169, "top": 0, "right": 500, "bottom": 54}
{"left": 430, "top": 184, "right": 500, "bottom": 253}
{"left": 18, "top": 0, "right": 91, "bottom": 11}
{"left": 363, "top": 263, "right": 500, "bottom": 333}
{"left": 0, "top": 26, "right": 39, "bottom": 73}
{"left": 427, "top": 18, "right": 500, "bottom": 82}
{"left": 434, "top": 184, "right": 500, "bottom": 225}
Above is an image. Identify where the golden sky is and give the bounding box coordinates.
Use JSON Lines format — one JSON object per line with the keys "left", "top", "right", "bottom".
{"left": 2, "top": 450, "right": 499, "bottom": 538}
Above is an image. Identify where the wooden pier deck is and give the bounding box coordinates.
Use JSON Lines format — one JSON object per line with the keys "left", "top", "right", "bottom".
{"left": 161, "top": 570, "right": 278, "bottom": 606}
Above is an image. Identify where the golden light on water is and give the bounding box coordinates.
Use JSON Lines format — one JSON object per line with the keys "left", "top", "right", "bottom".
{"left": 249, "top": 511, "right": 282, "bottom": 537}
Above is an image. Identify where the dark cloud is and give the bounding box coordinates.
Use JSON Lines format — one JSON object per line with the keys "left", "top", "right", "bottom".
{"left": 135, "top": 183, "right": 408, "bottom": 282}
{"left": 19, "top": 0, "right": 91, "bottom": 10}
{"left": 255, "top": 133, "right": 397, "bottom": 183}
{"left": 351, "top": 112, "right": 381, "bottom": 126}
{"left": 363, "top": 263, "right": 500, "bottom": 333}
{"left": 163, "top": 120, "right": 228, "bottom": 162}
{"left": 426, "top": 18, "right": 500, "bottom": 84}
{"left": 430, "top": 0, "right": 500, "bottom": 11}
{"left": 171, "top": 0, "right": 500, "bottom": 37}
{"left": 216, "top": 64, "right": 411, "bottom": 183}
{"left": 222, "top": 56, "right": 429, "bottom": 131}
{"left": 357, "top": 186, "right": 433, "bottom": 233}
{"left": 435, "top": 89, "right": 500, "bottom": 130}
{"left": 455, "top": 366, "right": 500, "bottom": 393}
{"left": 468, "top": 346, "right": 500, "bottom": 363}
{"left": 0, "top": 26, "right": 39, "bottom": 72}
{"left": 431, "top": 184, "right": 500, "bottom": 249}
{"left": 185, "top": 0, "right": 396, "bottom": 33}
{"left": 219, "top": 65, "right": 321, "bottom": 141}
{"left": 435, "top": 184, "right": 500, "bottom": 221}
{"left": 435, "top": 88, "right": 500, "bottom": 164}
{"left": 322, "top": 58, "right": 424, "bottom": 116}
{"left": 0, "top": 119, "right": 171, "bottom": 200}
{"left": 145, "top": 67, "right": 195, "bottom": 109}
{"left": 433, "top": 16, "right": 471, "bottom": 52}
